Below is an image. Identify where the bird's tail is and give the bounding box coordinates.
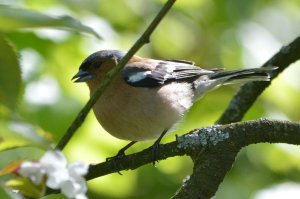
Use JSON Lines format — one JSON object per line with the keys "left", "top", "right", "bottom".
{"left": 193, "top": 66, "right": 277, "bottom": 100}
{"left": 208, "top": 66, "right": 276, "bottom": 84}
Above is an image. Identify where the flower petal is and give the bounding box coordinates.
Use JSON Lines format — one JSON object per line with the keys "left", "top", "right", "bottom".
{"left": 40, "top": 150, "right": 67, "bottom": 173}
{"left": 68, "top": 162, "right": 89, "bottom": 177}
{"left": 75, "top": 194, "right": 88, "bottom": 199}
{"left": 60, "top": 180, "right": 80, "bottom": 198}
{"left": 46, "top": 168, "right": 69, "bottom": 189}
{"left": 18, "top": 161, "right": 45, "bottom": 185}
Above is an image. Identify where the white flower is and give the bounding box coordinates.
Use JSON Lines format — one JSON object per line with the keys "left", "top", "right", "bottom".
{"left": 61, "top": 178, "right": 87, "bottom": 199}
{"left": 18, "top": 161, "right": 45, "bottom": 185}
{"left": 18, "top": 150, "right": 89, "bottom": 199}
{"left": 40, "top": 150, "right": 67, "bottom": 172}
{"left": 60, "top": 162, "right": 88, "bottom": 198}
{"left": 46, "top": 167, "right": 70, "bottom": 189}
{"left": 68, "top": 162, "right": 89, "bottom": 177}
{"left": 40, "top": 150, "right": 69, "bottom": 189}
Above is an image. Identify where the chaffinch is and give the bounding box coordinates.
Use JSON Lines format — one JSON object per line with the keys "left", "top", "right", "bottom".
{"left": 72, "top": 50, "right": 274, "bottom": 155}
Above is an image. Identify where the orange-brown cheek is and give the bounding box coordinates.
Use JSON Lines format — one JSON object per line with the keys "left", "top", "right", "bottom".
{"left": 86, "top": 79, "right": 101, "bottom": 94}
{"left": 87, "top": 60, "right": 118, "bottom": 92}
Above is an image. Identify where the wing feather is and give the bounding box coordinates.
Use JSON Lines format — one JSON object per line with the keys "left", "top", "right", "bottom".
{"left": 122, "top": 60, "right": 215, "bottom": 88}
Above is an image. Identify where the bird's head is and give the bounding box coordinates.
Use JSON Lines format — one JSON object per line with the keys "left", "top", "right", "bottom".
{"left": 72, "top": 50, "right": 126, "bottom": 90}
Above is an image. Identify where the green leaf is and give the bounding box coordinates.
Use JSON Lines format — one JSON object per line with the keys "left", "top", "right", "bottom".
{"left": 0, "top": 5, "right": 100, "bottom": 39}
{"left": 41, "top": 194, "right": 67, "bottom": 199}
{"left": 5, "top": 177, "right": 45, "bottom": 199}
{"left": 0, "top": 186, "right": 11, "bottom": 199}
{"left": 0, "top": 185, "right": 25, "bottom": 199}
{"left": 0, "top": 121, "right": 52, "bottom": 152}
{"left": 0, "top": 160, "right": 22, "bottom": 177}
{"left": 0, "top": 35, "right": 21, "bottom": 111}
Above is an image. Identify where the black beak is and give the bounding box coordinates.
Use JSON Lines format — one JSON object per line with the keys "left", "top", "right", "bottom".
{"left": 72, "top": 69, "right": 93, "bottom": 83}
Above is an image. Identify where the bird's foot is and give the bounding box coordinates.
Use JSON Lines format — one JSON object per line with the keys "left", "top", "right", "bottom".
{"left": 106, "top": 141, "right": 137, "bottom": 175}
{"left": 151, "top": 141, "right": 161, "bottom": 165}
{"left": 151, "top": 129, "right": 168, "bottom": 165}
{"left": 106, "top": 151, "right": 125, "bottom": 175}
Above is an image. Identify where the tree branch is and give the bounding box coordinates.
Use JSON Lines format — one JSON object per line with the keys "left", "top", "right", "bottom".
{"left": 171, "top": 119, "right": 300, "bottom": 199}
{"left": 217, "top": 36, "right": 300, "bottom": 124}
{"left": 86, "top": 119, "right": 300, "bottom": 184}
{"left": 175, "top": 35, "right": 300, "bottom": 198}
{"left": 56, "top": 0, "right": 177, "bottom": 150}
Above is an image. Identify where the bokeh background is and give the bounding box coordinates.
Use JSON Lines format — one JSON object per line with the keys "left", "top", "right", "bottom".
{"left": 1, "top": 0, "right": 300, "bottom": 198}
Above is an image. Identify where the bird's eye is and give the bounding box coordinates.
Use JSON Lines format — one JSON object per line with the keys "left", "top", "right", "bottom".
{"left": 93, "top": 61, "right": 103, "bottom": 69}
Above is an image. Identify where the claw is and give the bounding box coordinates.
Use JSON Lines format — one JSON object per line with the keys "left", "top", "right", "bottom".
{"left": 151, "top": 129, "right": 168, "bottom": 164}
{"left": 151, "top": 142, "right": 160, "bottom": 165}
{"left": 106, "top": 153, "right": 125, "bottom": 175}
{"left": 106, "top": 141, "right": 137, "bottom": 174}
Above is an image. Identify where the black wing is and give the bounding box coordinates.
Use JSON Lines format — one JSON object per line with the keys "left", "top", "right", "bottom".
{"left": 122, "top": 60, "right": 215, "bottom": 88}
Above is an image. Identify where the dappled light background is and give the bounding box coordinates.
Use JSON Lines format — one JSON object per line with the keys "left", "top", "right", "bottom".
{"left": 2, "top": 0, "right": 300, "bottom": 198}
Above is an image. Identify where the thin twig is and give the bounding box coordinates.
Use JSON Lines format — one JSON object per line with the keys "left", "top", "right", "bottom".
{"left": 55, "top": 0, "right": 177, "bottom": 150}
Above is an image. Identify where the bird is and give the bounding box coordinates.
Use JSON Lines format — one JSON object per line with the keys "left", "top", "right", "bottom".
{"left": 72, "top": 50, "right": 275, "bottom": 158}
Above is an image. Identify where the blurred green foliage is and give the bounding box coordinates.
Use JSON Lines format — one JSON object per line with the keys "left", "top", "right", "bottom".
{"left": 0, "top": 0, "right": 299, "bottom": 198}
{"left": 0, "top": 36, "right": 20, "bottom": 111}
{"left": 0, "top": 186, "right": 11, "bottom": 199}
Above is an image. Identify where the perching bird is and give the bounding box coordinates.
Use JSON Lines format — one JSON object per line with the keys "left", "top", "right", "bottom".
{"left": 72, "top": 50, "right": 275, "bottom": 156}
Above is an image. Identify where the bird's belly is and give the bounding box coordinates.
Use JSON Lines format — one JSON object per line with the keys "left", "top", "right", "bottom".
{"left": 93, "top": 81, "right": 193, "bottom": 141}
